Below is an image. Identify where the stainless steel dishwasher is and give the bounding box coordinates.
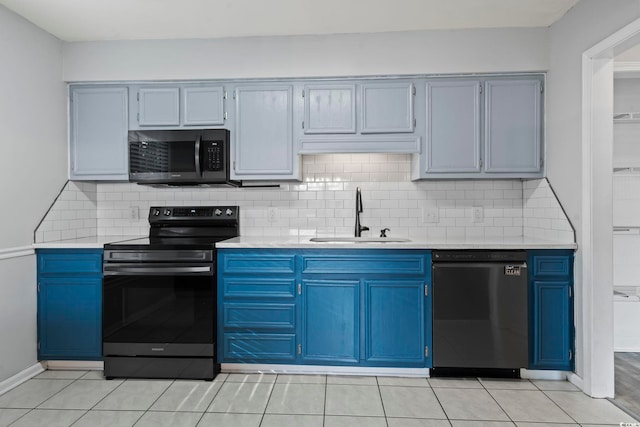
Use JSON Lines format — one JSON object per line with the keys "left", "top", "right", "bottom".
{"left": 431, "top": 250, "right": 528, "bottom": 377}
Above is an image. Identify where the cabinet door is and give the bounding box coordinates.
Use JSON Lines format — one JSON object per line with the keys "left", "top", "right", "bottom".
{"left": 234, "top": 86, "right": 298, "bottom": 179}
{"left": 364, "top": 280, "right": 426, "bottom": 366}
{"left": 304, "top": 84, "right": 356, "bottom": 134}
{"left": 38, "top": 276, "right": 102, "bottom": 360}
{"left": 183, "top": 86, "right": 225, "bottom": 126}
{"left": 484, "top": 79, "right": 542, "bottom": 173}
{"left": 530, "top": 280, "right": 573, "bottom": 370}
{"left": 70, "top": 87, "right": 128, "bottom": 180}
{"left": 361, "top": 82, "right": 414, "bottom": 133}
{"left": 425, "top": 80, "right": 481, "bottom": 173}
{"left": 138, "top": 87, "right": 180, "bottom": 126}
{"left": 301, "top": 279, "right": 359, "bottom": 364}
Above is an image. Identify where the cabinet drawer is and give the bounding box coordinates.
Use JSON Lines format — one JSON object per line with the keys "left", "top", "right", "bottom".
{"left": 222, "top": 333, "right": 297, "bottom": 362}
{"left": 221, "top": 253, "right": 296, "bottom": 274}
{"left": 301, "top": 253, "right": 426, "bottom": 275}
{"left": 38, "top": 250, "right": 103, "bottom": 275}
{"left": 532, "top": 256, "right": 570, "bottom": 277}
{"left": 224, "top": 303, "right": 295, "bottom": 329}
{"left": 222, "top": 277, "right": 296, "bottom": 299}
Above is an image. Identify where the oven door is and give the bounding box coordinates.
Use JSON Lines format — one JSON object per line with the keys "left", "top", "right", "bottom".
{"left": 102, "top": 256, "right": 215, "bottom": 358}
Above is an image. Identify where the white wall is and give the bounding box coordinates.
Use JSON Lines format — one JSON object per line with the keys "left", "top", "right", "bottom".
{"left": 0, "top": 254, "right": 37, "bottom": 383}
{"left": 62, "top": 28, "right": 548, "bottom": 82}
{"left": 0, "top": 5, "right": 66, "bottom": 249}
{"left": 0, "top": 5, "right": 65, "bottom": 382}
{"left": 547, "top": 0, "right": 640, "bottom": 396}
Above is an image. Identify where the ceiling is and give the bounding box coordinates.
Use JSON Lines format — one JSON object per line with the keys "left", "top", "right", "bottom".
{"left": 0, "top": 0, "right": 580, "bottom": 42}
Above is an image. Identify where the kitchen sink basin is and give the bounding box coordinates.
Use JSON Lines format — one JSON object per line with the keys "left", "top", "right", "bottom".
{"left": 309, "top": 237, "right": 411, "bottom": 243}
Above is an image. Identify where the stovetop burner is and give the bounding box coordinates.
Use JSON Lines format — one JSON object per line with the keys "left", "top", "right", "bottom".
{"left": 105, "top": 206, "right": 240, "bottom": 250}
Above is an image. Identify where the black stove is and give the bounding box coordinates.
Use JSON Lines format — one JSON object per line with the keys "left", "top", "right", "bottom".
{"left": 102, "top": 206, "right": 239, "bottom": 380}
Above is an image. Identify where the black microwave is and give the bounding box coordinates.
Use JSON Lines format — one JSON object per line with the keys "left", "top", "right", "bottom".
{"left": 128, "top": 129, "right": 238, "bottom": 186}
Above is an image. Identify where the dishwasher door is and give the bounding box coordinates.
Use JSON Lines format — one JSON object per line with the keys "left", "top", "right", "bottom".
{"left": 432, "top": 259, "right": 528, "bottom": 370}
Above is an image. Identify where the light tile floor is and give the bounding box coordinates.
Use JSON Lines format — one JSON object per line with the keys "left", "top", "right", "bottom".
{"left": 0, "top": 371, "right": 638, "bottom": 426}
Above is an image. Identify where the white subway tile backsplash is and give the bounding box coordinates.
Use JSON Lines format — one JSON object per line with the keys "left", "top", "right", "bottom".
{"left": 35, "top": 156, "right": 574, "bottom": 243}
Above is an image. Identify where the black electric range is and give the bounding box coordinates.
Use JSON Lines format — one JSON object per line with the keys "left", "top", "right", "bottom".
{"left": 102, "top": 206, "right": 239, "bottom": 380}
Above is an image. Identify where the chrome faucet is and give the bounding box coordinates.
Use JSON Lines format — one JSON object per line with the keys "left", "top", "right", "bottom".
{"left": 355, "top": 187, "right": 369, "bottom": 237}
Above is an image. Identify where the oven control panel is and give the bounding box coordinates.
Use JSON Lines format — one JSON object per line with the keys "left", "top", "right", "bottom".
{"left": 149, "top": 206, "right": 239, "bottom": 221}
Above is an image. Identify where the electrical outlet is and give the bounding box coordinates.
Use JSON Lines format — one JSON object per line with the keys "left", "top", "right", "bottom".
{"left": 472, "top": 206, "right": 484, "bottom": 223}
{"left": 422, "top": 207, "right": 439, "bottom": 223}
{"left": 128, "top": 207, "right": 139, "bottom": 221}
{"left": 267, "top": 207, "right": 278, "bottom": 223}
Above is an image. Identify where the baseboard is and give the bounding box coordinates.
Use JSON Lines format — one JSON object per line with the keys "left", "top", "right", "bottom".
{"left": 221, "top": 363, "right": 429, "bottom": 377}
{"left": 520, "top": 369, "right": 568, "bottom": 380}
{"left": 567, "top": 372, "right": 584, "bottom": 390}
{"left": 44, "top": 361, "right": 104, "bottom": 371}
{"left": 0, "top": 363, "right": 45, "bottom": 396}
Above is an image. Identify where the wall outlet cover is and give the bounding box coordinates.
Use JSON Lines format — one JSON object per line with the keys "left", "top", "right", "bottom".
{"left": 267, "top": 207, "right": 278, "bottom": 223}
{"left": 472, "top": 206, "right": 484, "bottom": 223}
{"left": 422, "top": 207, "right": 439, "bottom": 223}
{"left": 128, "top": 206, "right": 139, "bottom": 221}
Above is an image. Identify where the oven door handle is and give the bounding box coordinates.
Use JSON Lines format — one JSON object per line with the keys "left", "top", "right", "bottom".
{"left": 103, "top": 264, "right": 213, "bottom": 276}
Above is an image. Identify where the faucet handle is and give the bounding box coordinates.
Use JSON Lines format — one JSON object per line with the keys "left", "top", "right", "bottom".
{"left": 380, "top": 228, "right": 390, "bottom": 238}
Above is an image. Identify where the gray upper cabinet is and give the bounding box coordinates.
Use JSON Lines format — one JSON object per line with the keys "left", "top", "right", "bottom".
{"left": 132, "top": 84, "right": 226, "bottom": 129}
{"left": 233, "top": 85, "right": 299, "bottom": 180}
{"left": 361, "top": 82, "right": 415, "bottom": 134}
{"left": 138, "top": 87, "right": 180, "bottom": 126}
{"left": 425, "top": 80, "right": 481, "bottom": 173}
{"left": 297, "top": 79, "right": 421, "bottom": 154}
{"left": 484, "top": 79, "right": 542, "bottom": 173}
{"left": 70, "top": 86, "right": 129, "bottom": 181}
{"left": 183, "top": 86, "right": 225, "bottom": 126}
{"left": 304, "top": 84, "right": 356, "bottom": 134}
{"left": 413, "top": 75, "right": 543, "bottom": 179}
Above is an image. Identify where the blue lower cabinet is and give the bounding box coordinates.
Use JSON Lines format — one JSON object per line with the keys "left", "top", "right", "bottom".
{"left": 301, "top": 279, "right": 360, "bottom": 365}
{"left": 223, "top": 333, "right": 297, "bottom": 362}
{"left": 364, "top": 280, "right": 427, "bottom": 367}
{"left": 528, "top": 250, "right": 574, "bottom": 371}
{"left": 218, "top": 249, "right": 431, "bottom": 368}
{"left": 37, "top": 249, "right": 103, "bottom": 361}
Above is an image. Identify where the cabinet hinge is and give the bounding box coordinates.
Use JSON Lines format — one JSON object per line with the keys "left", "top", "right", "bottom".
{"left": 569, "top": 349, "right": 573, "bottom": 360}
{"left": 136, "top": 92, "right": 139, "bottom": 101}
{"left": 233, "top": 92, "right": 236, "bottom": 100}
{"left": 479, "top": 158, "right": 483, "bottom": 168}
{"left": 541, "top": 83, "right": 544, "bottom": 93}
{"left": 224, "top": 112, "right": 228, "bottom": 120}
{"left": 302, "top": 121, "right": 305, "bottom": 130}
{"left": 424, "top": 284, "right": 428, "bottom": 297}
{"left": 224, "top": 91, "right": 228, "bottom": 100}
{"left": 37, "top": 342, "right": 40, "bottom": 351}
{"left": 297, "top": 344, "right": 302, "bottom": 355}
{"left": 302, "top": 89, "right": 305, "bottom": 98}
{"left": 412, "top": 85, "right": 416, "bottom": 96}
{"left": 137, "top": 112, "right": 140, "bottom": 122}
{"left": 425, "top": 346, "right": 429, "bottom": 357}
{"left": 479, "top": 85, "right": 483, "bottom": 94}
{"left": 298, "top": 284, "right": 302, "bottom": 295}
{"left": 37, "top": 282, "right": 40, "bottom": 293}
{"left": 569, "top": 287, "right": 572, "bottom": 298}
{"left": 233, "top": 161, "right": 236, "bottom": 171}
{"left": 413, "top": 118, "right": 417, "bottom": 128}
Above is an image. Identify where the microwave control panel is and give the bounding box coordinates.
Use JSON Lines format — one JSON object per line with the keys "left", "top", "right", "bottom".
{"left": 203, "top": 141, "right": 223, "bottom": 171}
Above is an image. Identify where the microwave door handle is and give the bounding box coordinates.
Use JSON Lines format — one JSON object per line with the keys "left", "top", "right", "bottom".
{"left": 195, "top": 135, "right": 202, "bottom": 177}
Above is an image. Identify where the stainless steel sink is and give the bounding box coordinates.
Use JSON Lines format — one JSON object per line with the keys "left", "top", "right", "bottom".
{"left": 309, "top": 237, "right": 411, "bottom": 243}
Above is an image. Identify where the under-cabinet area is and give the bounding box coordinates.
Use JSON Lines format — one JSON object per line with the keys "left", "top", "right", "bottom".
{"left": 68, "top": 73, "right": 544, "bottom": 183}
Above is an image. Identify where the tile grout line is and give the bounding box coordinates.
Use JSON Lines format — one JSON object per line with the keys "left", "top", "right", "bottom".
{"left": 427, "top": 377, "right": 453, "bottom": 426}
{"left": 374, "top": 377, "right": 390, "bottom": 427}
{"left": 478, "top": 378, "right": 521, "bottom": 425}
{"left": 257, "top": 374, "right": 278, "bottom": 426}
{"left": 537, "top": 388, "right": 583, "bottom": 425}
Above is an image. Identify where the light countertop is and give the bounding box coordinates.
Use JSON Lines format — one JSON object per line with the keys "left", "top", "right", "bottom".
{"left": 33, "top": 235, "right": 146, "bottom": 249}
{"left": 33, "top": 235, "right": 577, "bottom": 250}
{"left": 216, "top": 236, "right": 577, "bottom": 250}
